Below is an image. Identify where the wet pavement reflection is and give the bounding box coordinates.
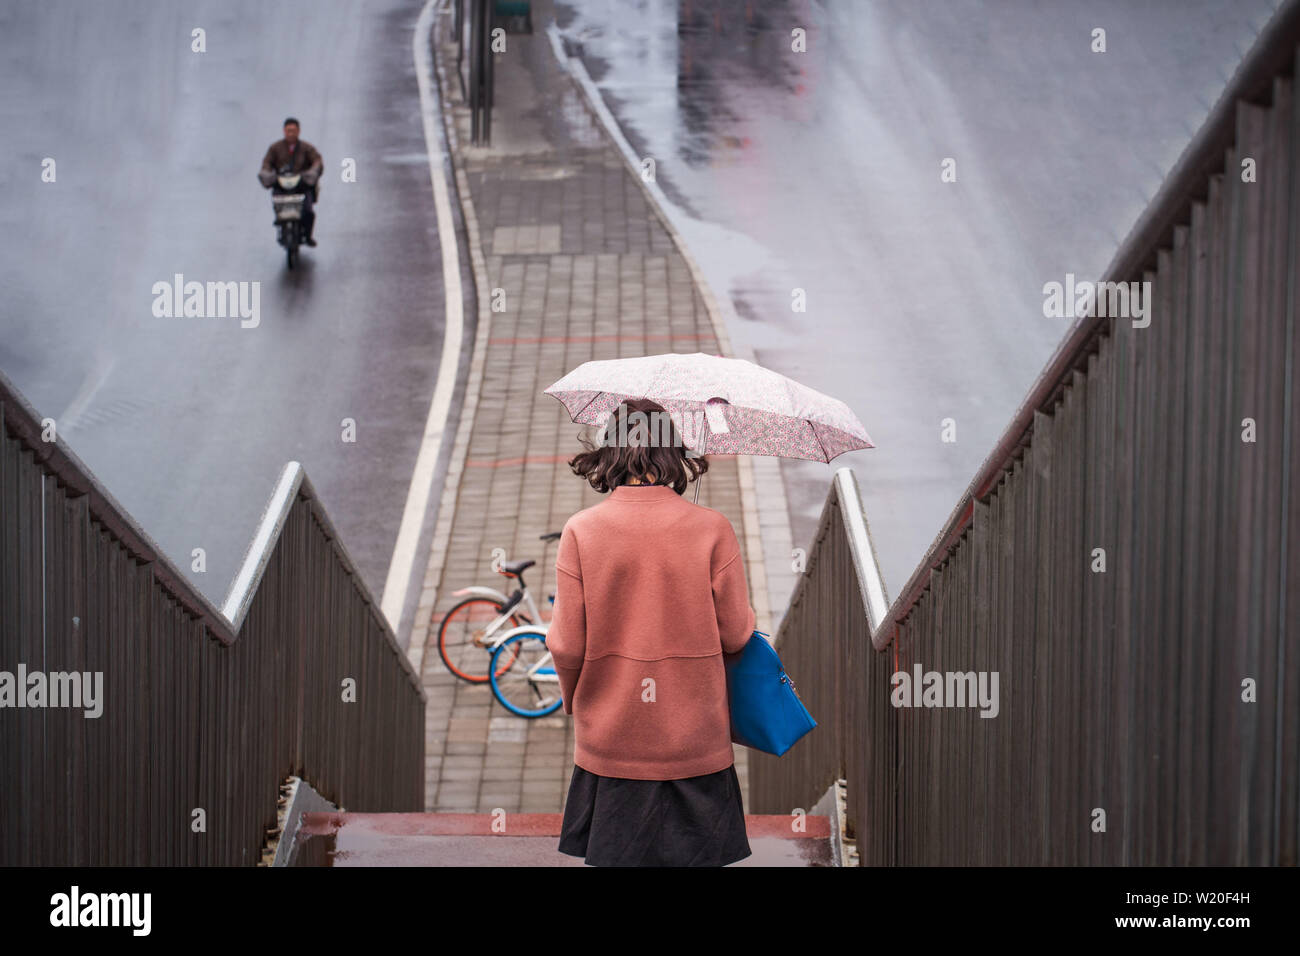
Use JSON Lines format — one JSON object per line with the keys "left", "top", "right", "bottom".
{"left": 553, "top": 0, "right": 1281, "bottom": 600}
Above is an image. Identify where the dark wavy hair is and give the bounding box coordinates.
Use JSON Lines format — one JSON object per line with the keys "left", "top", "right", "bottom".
{"left": 567, "top": 397, "right": 708, "bottom": 494}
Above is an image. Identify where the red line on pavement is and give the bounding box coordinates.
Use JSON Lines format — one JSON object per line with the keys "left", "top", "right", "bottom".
{"left": 489, "top": 333, "right": 716, "bottom": 345}
{"left": 465, "top": 454, "right": 573, "bottom": 468}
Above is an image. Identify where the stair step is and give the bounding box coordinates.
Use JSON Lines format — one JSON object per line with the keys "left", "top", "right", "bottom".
{"left": 293, "top": 812, "right": 833, "bottom": 866}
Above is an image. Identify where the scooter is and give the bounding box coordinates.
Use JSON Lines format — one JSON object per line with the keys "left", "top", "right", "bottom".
{"left": 260, "top": 164, "right": 317, "bottom": 269}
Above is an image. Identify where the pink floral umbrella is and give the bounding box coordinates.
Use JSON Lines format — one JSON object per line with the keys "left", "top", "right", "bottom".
{"left": 545, "top": 352, "right": 872, "bottom": 498}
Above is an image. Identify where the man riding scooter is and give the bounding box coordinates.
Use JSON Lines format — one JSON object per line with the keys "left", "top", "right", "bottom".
{"left": 258, "top": 117, "right": 322, "bottom": 245}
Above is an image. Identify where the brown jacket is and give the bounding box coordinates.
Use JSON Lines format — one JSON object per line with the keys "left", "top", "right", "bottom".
{"left": 260, "top": 138, "right": 322, "bottom": 175}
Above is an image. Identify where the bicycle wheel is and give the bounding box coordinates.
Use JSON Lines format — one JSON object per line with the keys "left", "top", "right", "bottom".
{"left": 436, "top": 596, "right": 523, "bottom": 683}
{"left": 488, "top": 631, "right": 563, "bottom": 718}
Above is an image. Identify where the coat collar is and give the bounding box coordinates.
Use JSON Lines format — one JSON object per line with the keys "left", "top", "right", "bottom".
{"left": 608, "top": 483, "right": 681, "bottom": 503}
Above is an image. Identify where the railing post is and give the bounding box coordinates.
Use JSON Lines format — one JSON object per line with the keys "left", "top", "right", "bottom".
{"left": 483, "top": 0, "right": 494, "bottom": 141}
{"left": 467, "top": 0, "right": 493, "bottom": 146}
{"left": 468, "top": 0, "right": 482, "bottom": 144}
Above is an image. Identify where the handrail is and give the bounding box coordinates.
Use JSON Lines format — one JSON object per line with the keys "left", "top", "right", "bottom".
{"left": 868, "top": 0, "right": 1300, "bottom": 651}
{"left": 221, "top": 460, "right": 424, "bottom": 691}
{"left": 0, "top": 366, "right": 236, "bottom": 640}
{"left": 0, "top": 364, "right": 425, "bottom": 696}
{"left": 833, "top": 468, "right": 890, "bottom": 631}
{"left": 771, "top": 467, "right": 890, "bottom": 653}
{"left": 222, "top": 461, "right": 303, "bottom": 628}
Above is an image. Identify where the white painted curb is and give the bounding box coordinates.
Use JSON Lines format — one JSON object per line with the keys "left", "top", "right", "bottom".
{"left": 378, "top": 0, "right": 468, "bottom": 634}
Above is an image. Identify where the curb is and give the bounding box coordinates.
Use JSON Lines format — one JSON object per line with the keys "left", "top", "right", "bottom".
{"left": 406, "top": 0, "right": 497, "bottom": 681}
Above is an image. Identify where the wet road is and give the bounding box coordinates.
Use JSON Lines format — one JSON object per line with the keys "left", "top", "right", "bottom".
{"left": 553, "top": 0, "right": 1282, "bottom": 600}
{"left": 0, "top": 0, "right": 449, "bottom": 619}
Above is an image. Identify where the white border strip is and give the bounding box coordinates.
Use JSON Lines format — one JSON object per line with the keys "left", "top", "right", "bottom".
{"left": 222, "top": 460, "right": 302, "bottom": 626}
{"left": 406, "top": 0, "right": 501, "bottom": 682}
{"left": 833, "top": 467, "right": 890, "bottom": 636}
{"left": 378, "top": 0, "right": 467, "bottom": 631}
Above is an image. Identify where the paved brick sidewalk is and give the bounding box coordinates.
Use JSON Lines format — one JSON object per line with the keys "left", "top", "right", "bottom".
{"left": 407, "top": 5, "right": 766, "bottom": 815}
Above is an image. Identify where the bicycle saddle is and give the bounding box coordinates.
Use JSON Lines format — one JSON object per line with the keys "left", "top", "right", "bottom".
{"left": 499, "top": 559, "right": 535, "bottom": 576}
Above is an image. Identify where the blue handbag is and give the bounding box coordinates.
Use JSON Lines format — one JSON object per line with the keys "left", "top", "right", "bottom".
{"left": 724, "top": 630, "right": 816, "bottom": 756}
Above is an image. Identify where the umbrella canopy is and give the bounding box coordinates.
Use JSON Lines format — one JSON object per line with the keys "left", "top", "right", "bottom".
{"left": 544, "top": 352, "right": 872, "bottom": 462}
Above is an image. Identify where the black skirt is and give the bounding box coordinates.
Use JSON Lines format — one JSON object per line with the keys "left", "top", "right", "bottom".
{"left": 558, "top": 763, "right": 752, "bottom": 867}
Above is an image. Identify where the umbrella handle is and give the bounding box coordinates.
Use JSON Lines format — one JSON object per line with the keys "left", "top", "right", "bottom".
{"left": 692, "top": 419, "right": 708, "bottom": 505}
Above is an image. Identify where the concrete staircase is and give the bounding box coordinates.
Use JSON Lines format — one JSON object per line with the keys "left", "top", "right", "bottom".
{"left": 288, "top": 812, "right": 835, "bottom": 866}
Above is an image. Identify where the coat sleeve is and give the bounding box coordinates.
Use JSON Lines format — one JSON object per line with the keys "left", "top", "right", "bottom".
{"left": 712, "top": 521, "right": 756, "bottom": 654}
{"left": 260, "top": 142, "right": 277, "bottom": 172}
{"left": 547, "top": 523, "right": 586, "bottom": 715}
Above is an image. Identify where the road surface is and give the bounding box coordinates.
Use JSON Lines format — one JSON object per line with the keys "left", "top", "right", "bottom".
{"left": 0, "top": 0, "right": 455, "bottom": 629}
{"left": 553, "top": 0, "right": 1281, "bottom": 602}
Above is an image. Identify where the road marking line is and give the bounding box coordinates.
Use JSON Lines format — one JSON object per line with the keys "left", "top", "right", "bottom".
{"left": 379, "top": 0, "right": 464, "bottom": 632}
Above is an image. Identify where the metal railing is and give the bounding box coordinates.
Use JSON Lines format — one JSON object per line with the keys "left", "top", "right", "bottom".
{"left": 747, "top": 469, "right": 892, "bottom": 860}
{"left": 750, "top": 0, "right": 1300, "bottom": 865}
{"left": 0, "top": 369, "right": 426, "bottom": 865}
{"left": 453, "top": 0, "right": 495, "bottom": 145}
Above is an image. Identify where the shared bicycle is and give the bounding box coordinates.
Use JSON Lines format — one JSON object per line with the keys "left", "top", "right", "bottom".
{"left": 435, "top": 532, "right": 564, "bottom": 717}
